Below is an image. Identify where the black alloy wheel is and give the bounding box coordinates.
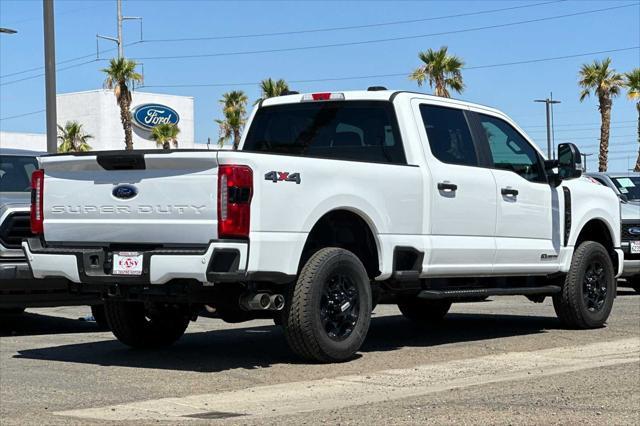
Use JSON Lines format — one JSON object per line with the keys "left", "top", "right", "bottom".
{"left": 320, "top": 273, "right": 360, "bottom": 341}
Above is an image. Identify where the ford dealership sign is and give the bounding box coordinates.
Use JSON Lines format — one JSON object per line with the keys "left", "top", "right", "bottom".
{"left": 132, "top": 103, "right": 179, "bottom": 130}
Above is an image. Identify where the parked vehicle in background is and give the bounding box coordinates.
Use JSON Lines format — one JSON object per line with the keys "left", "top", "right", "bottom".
{"left": 23, "top": 90, "right": 622, "bottom": 362}
{"left": 620, "top": 202, "right": 640, "bottom": 292}
{"left": 587, "top": 172, "right": 640, "bottom": 292}
{"left": 0, "top": 148, "right": 105, "bottom": 321}
{"left": 586, "top": 172, "right": 640, "bottom": 205}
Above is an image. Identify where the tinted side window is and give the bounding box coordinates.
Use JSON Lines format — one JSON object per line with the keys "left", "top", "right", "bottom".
{"left": 243, "top": 101, "right": 406, "bottom": 164}
{"left": 478, "top": 114, "right": 545, "bottom": 183}
{"left": 419, "top": 105, "right": 478, "bottom": 167}
{"left": 0, "top": 155, "right": 38, "bottom": 193}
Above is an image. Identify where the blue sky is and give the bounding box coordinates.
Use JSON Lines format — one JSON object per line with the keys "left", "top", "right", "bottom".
{"left": 1, "top": 0, "right": 639, "bottom": 171}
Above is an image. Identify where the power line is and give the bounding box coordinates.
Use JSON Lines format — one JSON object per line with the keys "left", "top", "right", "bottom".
{"left": 139, "top": 46, "right": 639, "bottom": 89}
{"left": 555, "top": 134, "right": 637, "bottom": 141}
{"left": 132, "top": 4, "right": 638, "bottom": 61}
{"left": 0, "top": 41, "right": 141, "bottom": 80}
{"left": 522, "top": 119, "right": 636, "bottom": 128}
{"left": 526, "top": 124, "right": 637, "bottom": 133}
{"left": 0, "top": 109, "right": 45, "bottom": 121}
{"left": 0, "top": 2, "right": 563, "bottom": 79}
{"left": 144, "top": 0, "right": 565, "bottom": 43}
{"left": 0, "top": 59, "right": 104, "bottom": 87}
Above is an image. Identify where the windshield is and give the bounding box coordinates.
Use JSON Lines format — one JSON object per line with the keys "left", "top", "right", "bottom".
{"left": 0, "top": 155, "right": 38, "bottom": 193}
{"left": 611, "top": 176, "right": 640, "bottom": 201}
{"left": 243, "top": 101, "right": 406, "bottom": 164}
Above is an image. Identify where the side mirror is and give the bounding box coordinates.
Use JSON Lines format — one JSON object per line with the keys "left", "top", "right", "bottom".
{"left": 557, "top": 143, "right": 582, "bottom": 180}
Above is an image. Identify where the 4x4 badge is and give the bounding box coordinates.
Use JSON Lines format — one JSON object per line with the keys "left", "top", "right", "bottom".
{"left": 264, "top": 171, "right": 301, "bottom": 184}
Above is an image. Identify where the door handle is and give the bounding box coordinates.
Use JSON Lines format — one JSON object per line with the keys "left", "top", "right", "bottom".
{"left": 437, "top": 182, "right": 458, "bottom": 192}
{"left": 501, "top": 187, "right": 519, "bottom": 197}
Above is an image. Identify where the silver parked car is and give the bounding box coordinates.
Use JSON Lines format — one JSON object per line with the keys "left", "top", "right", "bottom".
{"left": 0, "top": 148, "right": 105, "bottom": 321}
{"left": 586, "top": 172, "right": 640, "bottom": 292}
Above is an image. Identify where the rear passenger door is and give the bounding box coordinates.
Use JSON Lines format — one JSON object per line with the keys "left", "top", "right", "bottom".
{"left": 413, "top": 101, "right": 497, "bottom": 276}
{"left": 472, "top": 112, "right": 559, "bottom": 274}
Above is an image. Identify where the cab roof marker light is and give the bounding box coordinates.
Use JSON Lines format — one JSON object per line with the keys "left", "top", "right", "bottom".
{"left": 301, "top": 93, "right": 346, "bottom": 102}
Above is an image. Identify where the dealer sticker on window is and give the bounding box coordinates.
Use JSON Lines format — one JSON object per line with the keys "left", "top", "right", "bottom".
{"left": 631, "top": 241, "right": 640, "bottom": 254}
{"left": 112, "top": 252, "right": 143, "bottom": 275}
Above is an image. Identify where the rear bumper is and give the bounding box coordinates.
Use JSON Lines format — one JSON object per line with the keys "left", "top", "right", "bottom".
{"left": 0, "top": 260, "right": 100, "bottom": 308}
{"left": 23, "top": 237, "right": 252, "bottom": 285}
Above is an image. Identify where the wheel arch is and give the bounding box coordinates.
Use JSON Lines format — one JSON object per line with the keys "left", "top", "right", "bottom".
{"left": 571, "top": 216, "right": 620, "bottom": 274}
{"left": 298, "top": 207, "right": 382, "bottom": 279}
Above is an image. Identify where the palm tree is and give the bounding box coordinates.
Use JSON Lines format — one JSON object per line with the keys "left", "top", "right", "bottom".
{"left": 409, "top": 46, "right": 464, "bottom": 98}
{"left": 624, "top": 68, "right": 640, "bottom": 171}
{"left": 57, "top": 121, "right": 92, "bottom": 153}
{"left": 101, "top": 57, "right": 143, "bottom": 151}
{"left": 215, "top": 90, "right": 248, "bottom": 150}
{"left": 255, "top": 78, "right": 289, "bottom": 104}
{"left": 578, "top": 58, "right": 624, "bottom": 172}
{"left": 150, "top": 123, "right": 180, "bottom": 150}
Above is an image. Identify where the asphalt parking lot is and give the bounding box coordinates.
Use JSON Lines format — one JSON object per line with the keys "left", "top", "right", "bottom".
{"left": 1, "top": 290, "right": 639, "bottom": 425}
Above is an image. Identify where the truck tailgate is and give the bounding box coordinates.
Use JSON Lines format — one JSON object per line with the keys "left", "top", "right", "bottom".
{"left": 40, "top": 151, "right": 218, "bottom": 245}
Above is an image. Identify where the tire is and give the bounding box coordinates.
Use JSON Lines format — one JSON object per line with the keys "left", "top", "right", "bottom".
{"left": 553, "top": 241, "right": 615, "bottom": 329}
{"left": 90, "top": 305, "right": 109, "bottom": 330}
{"left": 397, "top": 298, "right": 451, "bottom": 324}
{"left": 104, "top": 301, "right": 190, "bottom": 348}
{"left": 283, "top": 247, "right": 372, "bottom": 362}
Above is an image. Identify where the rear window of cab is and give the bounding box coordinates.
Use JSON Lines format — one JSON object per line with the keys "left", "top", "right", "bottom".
{"left": 242, "top": 101, "right": 406, "bottom": 165}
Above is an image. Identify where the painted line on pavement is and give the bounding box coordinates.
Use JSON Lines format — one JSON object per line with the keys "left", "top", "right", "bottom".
{"left": 56, "top": 338, "right": 640, "bottom": 422}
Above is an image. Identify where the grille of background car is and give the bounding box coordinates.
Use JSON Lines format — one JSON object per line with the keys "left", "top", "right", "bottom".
{"left": 0, "top": 212, "right": 31, "bottom": 249}
{"left": 622, "top": 222, "right": 640, "bottom": 241}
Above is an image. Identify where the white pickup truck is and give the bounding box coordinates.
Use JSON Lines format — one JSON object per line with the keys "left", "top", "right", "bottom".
{"left": 23, "top": 89, "right": 622, "bottom": 362}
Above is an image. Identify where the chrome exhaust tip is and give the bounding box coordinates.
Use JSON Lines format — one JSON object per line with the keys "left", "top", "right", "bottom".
{"left": 240, "top": 293, "right": 272, "bottom": 311}
{"left": 269, "top": 294, "right": 285, "bottom": 311}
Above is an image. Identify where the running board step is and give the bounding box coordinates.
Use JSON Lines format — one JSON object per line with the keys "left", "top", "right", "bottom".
{"left": 417, "top": 285, "right": 561, "bottom": 300}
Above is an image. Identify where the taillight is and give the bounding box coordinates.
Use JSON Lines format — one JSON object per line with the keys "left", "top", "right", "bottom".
{"left": 30, "top": 169, "right": 44, "bottom": 234}
{"left": 218, "top": 165, "right": 252, "bottom": 239}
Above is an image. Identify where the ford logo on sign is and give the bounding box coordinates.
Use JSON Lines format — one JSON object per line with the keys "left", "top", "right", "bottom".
{"left": 131, "top": 103, "right": 179, "bottom": 130}
{"left": 112, "top": 184, "right": 138, "bottom": 200}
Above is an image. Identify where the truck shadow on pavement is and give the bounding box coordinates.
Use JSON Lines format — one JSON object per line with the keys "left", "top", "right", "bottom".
{"left": 15, "top": 313, "right": 561, "bottom": 372}
{"left": 0, "top": 311, "right": 102, "bottom": 337}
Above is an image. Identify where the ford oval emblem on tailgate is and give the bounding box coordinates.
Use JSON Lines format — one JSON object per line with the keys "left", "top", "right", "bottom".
{"left": 113, "top": 184, "right": 138, "bottom": 200}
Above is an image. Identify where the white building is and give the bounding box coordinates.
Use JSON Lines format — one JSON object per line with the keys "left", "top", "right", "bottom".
{"left": 1, "top": 89, "right": 195, "bottom": 152}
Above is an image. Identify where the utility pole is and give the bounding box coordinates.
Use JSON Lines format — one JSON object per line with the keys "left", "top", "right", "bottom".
{"left": 97, "top": 0, "right": 142, "bottom": 59}
{"left": 534, "top": 93, "right": 561, "bottom": 159}
{"left": 43, "top": 0, "right": 57, "bottom": 154}
{"left": 580, "top": 153, "right": 593, "bottom": 172}
{"left": 117, "top": 0, "right": 123, "bottom": 58}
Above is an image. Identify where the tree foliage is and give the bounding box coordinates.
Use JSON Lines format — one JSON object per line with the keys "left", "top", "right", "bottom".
{"left": 150, "top": 123, "right": 180, "bottom": 150}
{"left": 409, "top": 46, "right": 464, "bottom": 98}
{"left": 57, "top": 121, "right": 92, "bottom": 153}
{"left": 578, "top": 58, "right": 624, "bottom": 172}
{"left": 101, "top": 57, "right": 143, "bottom": 150}
{"left": 215, "top": 90, "right": 248, "bottom": 150}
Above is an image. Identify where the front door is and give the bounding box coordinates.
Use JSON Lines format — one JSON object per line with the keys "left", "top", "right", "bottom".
{"left": 473, "top": 112, "right": 560, "bottom": 274}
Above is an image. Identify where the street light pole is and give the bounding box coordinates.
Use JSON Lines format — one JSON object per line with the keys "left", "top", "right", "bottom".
{"left": 43, "top": 0, "right": 57, "bottom": 154}
{"left": 580, "top": 153, "right": 593, "bottom": 172}
{"left": 534, "top": 93, "right": 561, "bottom": 159}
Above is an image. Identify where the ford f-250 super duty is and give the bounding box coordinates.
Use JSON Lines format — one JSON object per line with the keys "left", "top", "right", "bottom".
{"left": 23, "top": 89, "right": 623, "bottom": 362}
